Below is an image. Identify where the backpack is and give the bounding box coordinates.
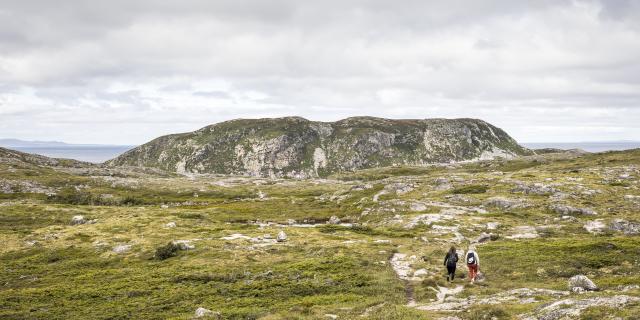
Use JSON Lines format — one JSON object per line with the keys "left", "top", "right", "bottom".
{"left": 466, "top": 252, "right": 476, "bottom": 265}
{"left": 446, "top": 253, "right": 457, "bottom": 267}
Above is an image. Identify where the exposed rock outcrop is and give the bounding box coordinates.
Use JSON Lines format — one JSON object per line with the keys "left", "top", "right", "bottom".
{"left": 107, "top": 117, "right": 531, "bottom": 177}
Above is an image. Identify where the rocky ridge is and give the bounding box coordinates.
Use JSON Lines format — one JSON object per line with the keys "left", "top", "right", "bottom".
{"left": 107, "top": 117, "right": 532, "bottom": 177}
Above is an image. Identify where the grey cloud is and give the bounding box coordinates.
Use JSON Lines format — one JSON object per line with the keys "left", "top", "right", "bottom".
{"left": 0, "top": 0, "right": 639, "bottom": 144}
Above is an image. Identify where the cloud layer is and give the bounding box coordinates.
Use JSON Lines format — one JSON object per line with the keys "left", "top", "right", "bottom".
{"left": 1, "top": 0, "right": 639, "bottom": 144}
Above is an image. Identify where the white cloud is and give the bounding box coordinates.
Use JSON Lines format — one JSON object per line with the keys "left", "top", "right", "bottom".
{"left": 0, "top": 0, "right": 639, "bottom": 144}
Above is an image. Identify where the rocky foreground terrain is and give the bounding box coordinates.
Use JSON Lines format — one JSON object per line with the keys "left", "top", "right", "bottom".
{"left": 107, "top": 117, "right": 532, "bottom": 178}
{"left": 1, "top": 146, "right": 639, "bottom": 319}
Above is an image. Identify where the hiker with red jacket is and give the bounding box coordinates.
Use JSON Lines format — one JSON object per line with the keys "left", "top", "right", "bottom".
{"left": 443, "top": 246, "right": 458, "bottom": 282}
{"left": 466, "top": 246, "right": 480, "bottom": 282}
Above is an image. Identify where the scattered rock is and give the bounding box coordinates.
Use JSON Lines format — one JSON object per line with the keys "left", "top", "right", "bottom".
{"left": 506, "top": 226, "right": 539, "bottom": 239}
{"left": 583, "top": 220, "right": 605, "bottom": 234}
{"left": 617, "top": 284, "right": 639, "bottom": 292}
{"left": 568, "top": 275, "right": 597, "bottom": 291}
{"left": 415, "top": 288, "right": 568, "bottom": 312}
{"left": 194, "top": 307, "right": 221, "bottom": 318}
{"left": 221, "top": 234, "right": 251, "bottom": 240}
{"left": 165, "top": 222, "right": 176, "bottom": 228}
{"left": 550, "top": 204, "right": 597, "bottom": 216}
{"left": 484, "top": 197, "right": 526, "bottom": 210}
{"left": 328, "top": 216, "right": 341, "bottom": 224}
{"left": 70, "top": 215, "right": 86, "bottom": 225}
{"left": 277, "top": 230, "right": 287, "bottom": 242}
{"left": 409, "top": 202, "right": 428, "bottom": 212}
{"left": 413, "top": 269, "right": 429, "bottom": 277}
{"left": 486, "top": 222, "right": 500, "bottom": 230}
{"left": 351, "top": 184, "right": 373, "bottom": 191}
{"left": 472, "top": 232, "right": 497, "bottom": 244}
{"left": 172, "top": 240, "right": 195, "bottom": 250}
{"left": 390, "top": 253, "right": 418, "bottom": 280}
{"left": 434, "top": 177, "right": 449, "bottom": 185}
{"left": 113, "top": 244, "right": 132, "bottom": 254}
{"left": 324, "top": 314, "right": 338, "bottom": 319}
{"left": 521, "top": 295, "right": 639, "bottom": 320}
{"left": 609, "top": 219, "right": 640, "bottom": 235}
{"left": 385, "top": 182, "right": 415, "bottom": 195}
{"left": 512, "top": 182, "right": 558, "bottom": 195}
{"left": 160, "top": 204, "right": 169, "bottom": 209}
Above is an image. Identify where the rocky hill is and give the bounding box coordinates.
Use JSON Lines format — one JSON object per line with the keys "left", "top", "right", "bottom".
{"left": 0, "top": 147, "right": 90, "bottom": 168}
{"left": 107, "top": 117, "right": 532, "bottom": 177}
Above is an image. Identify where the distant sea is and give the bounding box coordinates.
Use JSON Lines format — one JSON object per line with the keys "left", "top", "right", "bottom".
{"left": 523, "top": 142, "right": 640, "bottom": 153}
{"left": 9, "top": 146, "right": 135, "bottom": 163}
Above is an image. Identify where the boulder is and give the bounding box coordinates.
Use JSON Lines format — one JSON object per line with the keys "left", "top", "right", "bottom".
{"left": 409, "top": 202, "right": 428, "bottom": 212}
{"left": 276, "top": 230, "right": 287, "bottom": 242}
{"left": 512, "top": 183, "right": 557, "bottom": 195}
{"left": 568, "top": 275, "right": 597, "bottom": 291}
{"left": 473, "top": 232, "right": 496, "bottom": 243}
{"left": 550, "top": 204, "right": 596, "bottom": 215}
{"left": 583, "top": 220, "right": 605, "bottom": 234}
{"left": 194, "top": 307, "right": 221, "bottom": 318}
{"left": 609, "top": 219, "right": 640, "bottom": 235}
{"left": 486, "top": 222, "right": 500, "bottom": 230}
{"left": 435, "top": 177, "right": 449, "bottom": 185}
{"left": 70, "top": 215, "right": 86, "bottom": 225}
{"left": 113, "top": 244, "right": 132, "bottom": 254}
{"left": 172, "top": 240, "right": 195, "bottom": 250}
{"left": 484, "top": 197, "right": 525, "bottom": 210}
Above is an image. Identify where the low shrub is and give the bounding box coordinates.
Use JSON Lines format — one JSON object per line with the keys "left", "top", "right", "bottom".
{"left": 154, "top": 242, "right": 180, "bottom": 260}
{"left": 452, "top": 185, "right": 488, "bottom": 194}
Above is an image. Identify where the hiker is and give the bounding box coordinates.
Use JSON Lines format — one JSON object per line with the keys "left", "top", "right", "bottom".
{"left": 443, "top": 246, "right": 458, "bottom": 282}
{"left": 465, "top": 246, "right": 480, "bottom": 282}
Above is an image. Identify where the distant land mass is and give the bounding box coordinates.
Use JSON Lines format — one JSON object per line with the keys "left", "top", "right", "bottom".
{"left": 107, "top": 116, "right": 533, "bottom": 178}
{"left": 0, "top": 139, "right": 134, "bottom": 163}
{"left": 523, "top": 141, "right": 640, "bottom": 153}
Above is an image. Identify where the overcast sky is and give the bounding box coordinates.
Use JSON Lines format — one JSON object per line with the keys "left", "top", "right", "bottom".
{"left": 1, "top": 0, "right": 639, "bottom": 144}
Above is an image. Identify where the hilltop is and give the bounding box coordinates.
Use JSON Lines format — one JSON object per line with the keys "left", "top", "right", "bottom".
{"left": 107, "top": 117, "right": 532, "bottom": 177}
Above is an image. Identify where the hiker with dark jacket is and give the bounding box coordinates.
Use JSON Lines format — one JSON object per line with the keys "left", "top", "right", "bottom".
{"left": 443, "top": 246, "right": 458, "bottom": 282}
{"left": 466, "top": 246, "right": 480, "bottom": 283}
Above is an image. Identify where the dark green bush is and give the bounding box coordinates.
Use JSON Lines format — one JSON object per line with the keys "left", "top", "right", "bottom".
{"left": 452, "top": 185, "right": 488, "bottom": 194}
{"left": 120, "top": 196, "right": 144, "bottom": 206}
{"left": 47, "top": 187, "right": 96, "bottom": 205}
{"left": 154, "top": 242, "right": 180, "bottom": 260}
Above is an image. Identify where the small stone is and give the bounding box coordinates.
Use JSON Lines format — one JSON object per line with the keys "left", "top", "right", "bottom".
{"left": 486, "top": 222, "right": 500, "bottom": 230}
{"left": 160, "top": 204, "right": 169, "bottom": 209}
{"left": 276, "top": 230, "right": 287, "bottom": 242}
{"left": 172, "top": 240, "right": 195, "bottom": 250}
{"left": 324, "top": 314, "right": 338, "bottom": 319}
{"left": 583, "top": 220, "right": 605, "bottom": 234}
{"left": 194, "top": 307, "right": 220, "bottom": 318}
{"left": 113, "top": 244, "right": 131, "bottom": 254}
{"left": 414, "top": 269, "right": 428, "bottom": 277}
{"left": 328, "top": 216, "right": 341, "bottom": 224}
{"left": 70, "top": 215, "right": 86, "bottom": 225}
{"left": 165, "top": 222, "right": 176, "bottom": 228}
{"left": 568, "top": 275, "right": 597, "bottom": 291}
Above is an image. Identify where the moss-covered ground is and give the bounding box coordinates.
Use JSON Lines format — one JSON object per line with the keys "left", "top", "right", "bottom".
{"left": 1, "top": 149, "right": 639, "bottom": 319}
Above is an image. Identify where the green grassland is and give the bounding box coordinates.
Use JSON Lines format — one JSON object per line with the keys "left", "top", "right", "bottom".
{"left": 1, "top": 149, "right": 639, "bottom": 319}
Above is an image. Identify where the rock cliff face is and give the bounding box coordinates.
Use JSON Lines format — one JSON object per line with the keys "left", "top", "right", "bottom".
{"left": 107, "top": 117, "right": 532, "bottom": 177}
